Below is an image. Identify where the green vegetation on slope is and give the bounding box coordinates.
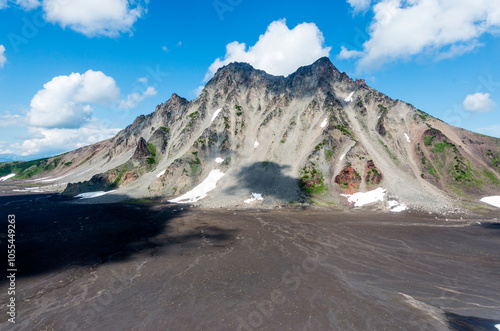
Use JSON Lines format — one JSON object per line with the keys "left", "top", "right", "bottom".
{"left": 299, "top": 163, "right": 327, "bottom": 195}
{"left": 147, "top": 143, "right": 157, "bottom": 165}
{"left": 0, "top": 157, "right": 62, "bottom": 178}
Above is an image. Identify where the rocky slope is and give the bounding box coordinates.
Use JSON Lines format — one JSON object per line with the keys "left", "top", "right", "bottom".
{"left": 1, "top": 57, "right": 499, "bottom": 212}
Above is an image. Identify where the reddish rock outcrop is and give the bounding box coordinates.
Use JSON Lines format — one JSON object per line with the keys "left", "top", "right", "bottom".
{"left": 335, "top": 165, "right": 362, "bottom": 193}
{"left": 132, "top": 137, "right": 151, "bottom": 161}
{"left": 364, "top": 160, "right": 383, "bottom": 187}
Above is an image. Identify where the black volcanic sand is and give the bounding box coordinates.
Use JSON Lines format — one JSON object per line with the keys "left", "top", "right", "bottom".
{"left": 0, "top": 194, "right": 499, "bottom": 331}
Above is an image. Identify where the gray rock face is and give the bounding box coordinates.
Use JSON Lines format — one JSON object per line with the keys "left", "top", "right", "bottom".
{"left": 63, "top": 173, "right": 115, "bottom": 196}
{"left": 132, "top": 137, "right": 151, "bottom": 161}
{"left": 206, "top": 57, "right": 343, "bottom": 98}
{"left": 20, "top": 57, "right": 500, "bottom": 212}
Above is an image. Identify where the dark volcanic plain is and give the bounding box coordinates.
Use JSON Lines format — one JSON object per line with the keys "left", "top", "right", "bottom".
{"left": 0, "top": 193, "right": 499, "bottom": 331}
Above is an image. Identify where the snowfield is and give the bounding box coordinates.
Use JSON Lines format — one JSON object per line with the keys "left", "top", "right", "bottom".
{"left": 341, "top": 188, "right": 386, "bottom": 207}
{"left": 480, "top": 196, "right": 500, "bottom": 208}
{"left": 344, "top": 91, "right": 354, "bottom": 103}
{"left": 211, "top": 108, "right": 222, "bottom": 122}
{"left": 0, "top": 174, "right": 16, "bottom": 181}
{"left": 244, "top": 193, "right": 263, "bottom": 204}
{"left": 169, "top": 170, "right": 225, "bottom": 204}
{"left": 38, "top": 171, "right": 76, "bottom": 183}
{"left": 75, "top": 190, "right": 117, "bottom": 199}
{"left": 13, "top": 187, "right": 44, "bottom": 193}
{"left": 388, "top": 200, "right": 407, "bottom": 212}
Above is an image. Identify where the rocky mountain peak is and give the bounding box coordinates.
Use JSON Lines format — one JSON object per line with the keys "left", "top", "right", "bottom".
{"left": 304, "top": 56, "right": 340, "bottom": 75}
{"left": 13, "top": 55, "right": 499, "bottom": 215}
{"left": 205, "top": 57, "right": 347, "bottom": 97}
{"left": 165, "top": 93, "right": 188, "bottom": 108}
{"left": 286, "top": 57, "right": 344, "bottom": 95}
{"left": 153, "top": 93, "right": 189, "bottom": 121}
{"left": 206, "top": 61, "right": 284, "bottom": 93}
{"left": 132, "top": 137, "right": 151, "bottom": 161}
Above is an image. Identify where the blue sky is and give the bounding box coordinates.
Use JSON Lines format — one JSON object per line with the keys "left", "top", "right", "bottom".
{"left": 0, "top": 0, "right": 499, "bottom": 160}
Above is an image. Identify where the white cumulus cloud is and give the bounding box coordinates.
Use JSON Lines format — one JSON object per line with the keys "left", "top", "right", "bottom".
{"left": 15, "top": 0, "right": 40, "bottom": 10}
{"left": 463, "top": 92, "right": 496, "bottom": 113}
{"left": 340, "top": 0, "right": 500, "bottom": 71}
{"left": 193, "top": 85, "right": 204, "bottom": 98}
{"left": 119, "top": 86, "right": 157, "bottom": 109}
{"left": 0, "top": 114, "right": 24, "bottom": 127}
{"left": 27, "top": 70, "right": 120, "bottom": 128}
{"left": 14, "top": 122, "right": 121, "bottom": 156}
{"left": 347, "top": 0, "right": 372, "bottom": 13}
{"left": 205, "top": 19, "right": 331, "bottom": 80}
{"left": 42, "top": 0, "right": 147, "bottom": 37}
{"left": 338, "top": 46, "right": 363, "bottom": 59}
{"left": 0, "top": 45, "right": 6, "bottom": 67}
{"left": 0, "top": 0, "right": 40, "bottom": 10}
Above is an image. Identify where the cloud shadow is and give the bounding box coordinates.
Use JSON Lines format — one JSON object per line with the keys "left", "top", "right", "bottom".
{"left": 224, "top": 161, "right": 306, "bottom": 203}
{"left": 0, "top": 193, "right": 236, "bottom": 283}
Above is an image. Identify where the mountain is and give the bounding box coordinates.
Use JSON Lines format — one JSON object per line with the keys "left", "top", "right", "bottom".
{"left": 0, "top": 153, "right": 49, "bottom": 163}
{"left": 1, "top": 57, "right": 499, "bottom": 212}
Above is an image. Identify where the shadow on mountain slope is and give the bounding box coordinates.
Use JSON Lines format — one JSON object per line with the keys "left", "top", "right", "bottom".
{"left": 479, "top": 222, "right": 500, "bottom": 232}
{"left": 224, "top": 162, "right": 306, "bottom": 203}
{"left": 445, "top": 311, "right": 500, "bottom": 331}
{"left": 0, "top": 193, "right": 235, "bottom": 282}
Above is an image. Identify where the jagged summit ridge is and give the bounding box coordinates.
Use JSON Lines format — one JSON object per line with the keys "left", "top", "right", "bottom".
{"left": 211, "top": 57, "right": 341, "bottom": 79}
{"left": 206, "top": 57, "right": 349, "bottom": 97}
{"left": 3, "top": 57, "right": 500, "bottom": 213}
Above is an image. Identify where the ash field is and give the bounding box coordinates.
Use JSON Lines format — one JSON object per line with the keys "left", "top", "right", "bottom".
{"left": 1, "top": 193, "right": 499, "bottom": 331}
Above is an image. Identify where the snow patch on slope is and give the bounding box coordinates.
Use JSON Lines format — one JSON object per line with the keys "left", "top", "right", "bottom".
{"left": 75, "top": 190, "right": 116, "bottom": 199}
{"left": 156, "top": 169, "right": 166, "bottom": 178}
{"left": 341, "top": 188, "right": 386, "bottom": 207}
{"left": 169, "top": 170, "right": 225, "bottom": 204}
{"left": 0, "top": 174, "right": 15, "bottom": 181}
{"left": 215, "top": 157, "right": 225, "bottom": 164}
{"left": 405, "top": 133, "right": 411, "bottom": 143}
{"left": 13, "top": 187, "right": 44, "bottom": 193}
{"left": 254, "top": 140, "right": 259, "bottom": 148}
{"left": 211, "top": 108, "right": 222, "bottom": 122}
{"left": 480, "top": 196, "right": 500, "bottom": 208}
{"left": 38, "top": 171, "right": 76, "bottom": 183}
{"left": 244, "top": 193, "right": 263, "bottom": 204}
{"left": 344, "top": 92, "right": 354, "bottom": 103}
{"left": 388, "top": 200, "right": 407, "bottom": 212}
{"left": 320, "top": 118, "right": 327, "bottom": 128}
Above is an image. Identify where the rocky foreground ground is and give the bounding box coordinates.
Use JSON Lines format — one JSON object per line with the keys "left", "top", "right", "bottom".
{"left": 0, "top": 193, "right": 499, "bottom": 330}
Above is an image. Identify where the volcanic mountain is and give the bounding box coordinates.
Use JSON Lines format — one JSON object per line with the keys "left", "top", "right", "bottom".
{"left": 1, "top": 57, "right": 499, "bottom": 212}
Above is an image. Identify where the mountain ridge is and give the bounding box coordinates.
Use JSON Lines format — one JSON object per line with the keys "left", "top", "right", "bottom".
{"left": 1, "top": 57, "right": 499, "bottom": 213}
